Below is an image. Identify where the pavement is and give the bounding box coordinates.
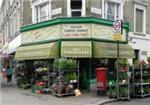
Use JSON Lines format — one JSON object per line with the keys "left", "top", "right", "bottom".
{"left": 105, "top": 98, "right": 150, "bottom": 105}
{"left": 0, "top": 73, "right": 117, "bottom": 105}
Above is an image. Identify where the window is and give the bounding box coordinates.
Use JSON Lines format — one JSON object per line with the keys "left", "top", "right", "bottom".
{"left": 67, "top": 0, "right": 85, "bottom": 17}
{"left": 39, "top": 4, "right": 49, "bottom": 21}
{"left": 103, "top": 0, "right": 122, "bottom": 21}
{"left": 32, "top": 1, "right": 51, "bottom": 23}
{"left": 134, "top": 4, "right": 146, "bottom": 34}
{"left": 71, "top": 0, "right": 82, "bottom": 17}
{"left": 136, "top": 9, "right": 143, "bottom": 33}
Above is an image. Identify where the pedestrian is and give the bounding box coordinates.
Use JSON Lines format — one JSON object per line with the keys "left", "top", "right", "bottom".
{"left": 6, "top": 66, "right": 12, "bottom": 83}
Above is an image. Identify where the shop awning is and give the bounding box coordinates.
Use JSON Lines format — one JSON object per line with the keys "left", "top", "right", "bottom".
{"left": 61, "top": 41, "right": 92, "bottom": 58}
{"left": 15, "top": 42, "right": 58, "bottom": 60}
{"left": 94, "top": 42, "right": 135, "bottom": 58}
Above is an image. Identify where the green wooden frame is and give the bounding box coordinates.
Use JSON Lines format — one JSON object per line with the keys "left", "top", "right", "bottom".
{"left": 21, "top": 17, "right": 129, "bottom": 32}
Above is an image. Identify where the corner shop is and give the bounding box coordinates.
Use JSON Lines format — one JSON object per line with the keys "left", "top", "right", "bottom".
{"left": 15, "top": 17, "right": 134, "bottom": 93}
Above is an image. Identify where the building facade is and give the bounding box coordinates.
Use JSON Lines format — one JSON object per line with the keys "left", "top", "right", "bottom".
{"left": 31, "top": 0, "right": 124, "bottom": 23}
{"left": 124, "top": 0, "right": 150, "bottom": 64}
{"left": 13, "top": 0, "right": 135, "bottom": 91}
{"left": 0, "top": 0, "right": 32, "bottom": 68}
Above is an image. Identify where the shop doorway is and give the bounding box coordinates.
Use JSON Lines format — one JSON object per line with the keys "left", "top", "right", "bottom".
{"left": 78, "top": 58, "right": 91, "bottom": 91}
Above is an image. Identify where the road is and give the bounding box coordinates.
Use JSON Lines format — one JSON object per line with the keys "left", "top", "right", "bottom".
{"left": 106, "top": 98, "right": 150, "bottom": 105}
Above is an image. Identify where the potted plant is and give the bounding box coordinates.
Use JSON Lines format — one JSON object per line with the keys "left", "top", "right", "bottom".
{"left": 116, "top": 59, "right": 128, "bottom": 71}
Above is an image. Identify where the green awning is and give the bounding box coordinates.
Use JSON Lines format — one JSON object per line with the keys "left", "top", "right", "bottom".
{"left": 61, "top": 41, "right": 92, "bottom": 58}
{"left": 15, "top": 42, "right": 58, "bottom": 60}
{"left": 94, "top": 42, "right": 135, "bottom": 58}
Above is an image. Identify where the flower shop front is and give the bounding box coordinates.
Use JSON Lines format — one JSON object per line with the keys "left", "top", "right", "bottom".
{"left": 15, "top": 17, "right": 134, "bottom": 96}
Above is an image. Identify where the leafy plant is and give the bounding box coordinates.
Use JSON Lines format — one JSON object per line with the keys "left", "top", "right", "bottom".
{"left": 147, "top": 56, "right": 150, "bottom": 64}
{"left": 133, "top": 60, "right": 140, "bottom": 68}
{"left": 69, "top": 72, "right": 77, "bottom": 80}
{"left": 53, "top": 58, "right": 78, "bottom": 70}
{"left": 119, "top": 87, "right": 129, "bottom": 97}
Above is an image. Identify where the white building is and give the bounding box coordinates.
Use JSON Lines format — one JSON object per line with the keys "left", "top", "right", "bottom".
{"left": 0, "top": 0, "right": 32, "bottom": 68}
{"left": 124, "top": 0, "right": 150, "bottom": 64}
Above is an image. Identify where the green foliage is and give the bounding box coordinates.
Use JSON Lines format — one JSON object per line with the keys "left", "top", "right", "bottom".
{"left": 118, "top": 58, "right": 128, "bottom": 66}
{"left": 118, "top": 72, "right": 128, "bottom": 80}
{"left": 69, "top": 72, "right": 77, "bottom": 80}
{"left": 17, "top": 78, "right": 31, "bottom": 89}
{"left": 147, "top": 56, "right": 150, "bottom": 64}
{"left": 119, "top": 87, "right": 129, "bottom": 97}
{"left": 108, "top": 87, "right": 117, "bottom": 97}
{"left": 53, "top": 58, "right": 78, "bottom": 70}
{"left": 115, "top": 58, "right": 129, "bottom": 69}
{"left": 133, "top": 60, "right": 140, "bottom": 68}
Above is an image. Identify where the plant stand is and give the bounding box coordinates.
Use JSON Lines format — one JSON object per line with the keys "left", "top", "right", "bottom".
{"left": 117, "top": 61, "right": 130, "bottom": 100}
{"left": 133, "top": 65, "right": 150, "bottom": 97}
{"left": 51, "top": 58, "right": 79, "bottom": 97}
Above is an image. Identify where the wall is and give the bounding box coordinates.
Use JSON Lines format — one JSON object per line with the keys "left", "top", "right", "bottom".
{"left": 123, "top": 1, "right": 134, "bottom": 31}
{"left": 129, "top": 32, "right": 150, "bottom": 63}
{"left": 51, "top": 0, "right": 63, "bottom": 18}
{"left": 124, "top": 0, "right": 150, "bottom": 34}
{"left": 22, "top": 0, "right": 32, "bottom": 25}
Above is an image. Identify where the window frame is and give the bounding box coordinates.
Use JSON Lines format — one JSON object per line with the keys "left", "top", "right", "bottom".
{"left": 102, "top": 0, "right": 123, "bottom": 21}
{"left": 134, "top": 4, "right": 146, "bottom": 34}
{"left": 32, "top": 0, "right": 51, "bottom": 23}
{"left": 39, "top": 3, "right": 49, "bottom": 21}
{"left": 67, "top": 0, "right": 86, "bottom": 17}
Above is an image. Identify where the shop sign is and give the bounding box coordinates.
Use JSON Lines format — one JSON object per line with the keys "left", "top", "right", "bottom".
{"left": 22, "top": 25, "right": 60, "bottom": 44}
{"left": 62, "top": 24, "right": 91, "bottom": 38}
{"left": 92, "top": 24, "right": 126, "bottom": 42}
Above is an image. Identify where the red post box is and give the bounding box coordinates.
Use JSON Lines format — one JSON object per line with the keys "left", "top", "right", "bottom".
{"left": 96, "top": 67, "right": 107, "bottom": 90}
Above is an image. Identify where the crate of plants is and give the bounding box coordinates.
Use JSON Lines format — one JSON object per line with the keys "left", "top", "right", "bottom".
{"left": 17, "top": 79, "right": 31, "bottom": 89}
{"left": 31, "top": 81, "right": 50, "bottom": 94}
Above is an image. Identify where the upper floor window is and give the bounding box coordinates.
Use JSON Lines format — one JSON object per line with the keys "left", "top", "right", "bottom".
{"left": 134, "top": 4, "right": 146, "bottom": 34}
{"left": 103, "top": 0, "right": 123, "bottom": 21}
{"left": 32, "top": 1, "right": 51, "bottom": 23}
{"left": 67, "top": 0, "right": 85, "bottom": 17}
{"left": 39, "top": 4, "right": 49, "bottom": 21}
{"left": 71, "top": 0, "right": 82, "bottom": 17}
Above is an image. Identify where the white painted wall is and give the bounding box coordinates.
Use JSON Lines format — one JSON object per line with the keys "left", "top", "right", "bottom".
{"left": 129, "top": 32, "right": 150, "bottom": 63}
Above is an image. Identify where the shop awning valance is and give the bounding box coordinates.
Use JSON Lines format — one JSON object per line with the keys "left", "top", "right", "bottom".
{"left": 15, "top": 42, "right": 58, "bottom": 60}
{"left": 61, "top": 41, "right": 92, "bottom": 58}
{"left": 94, "top": 42, "right": 135, "bottom": 58}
